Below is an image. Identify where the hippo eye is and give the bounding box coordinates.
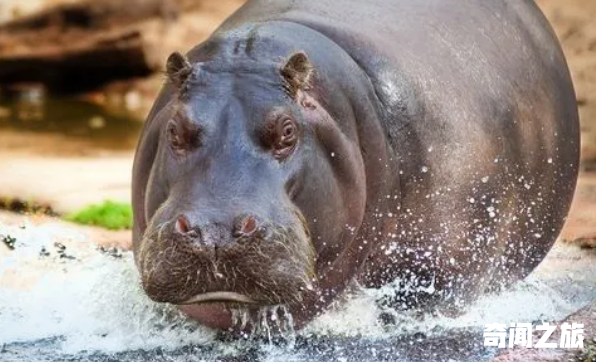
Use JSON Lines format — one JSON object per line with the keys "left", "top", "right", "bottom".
{"left": 281, "top": 119, "right": 297, "bottom": 140}
{"left": 166, "top": 120, "right": 194, "bottom": 157}
{"left": 260, "top": 116, "right": 299, "bottom": 160}
{"left": 273, "top": 118, "right": 298, "bottom": 160}
{"left": 165, "top": 110, "right": 203, "bottom": 157}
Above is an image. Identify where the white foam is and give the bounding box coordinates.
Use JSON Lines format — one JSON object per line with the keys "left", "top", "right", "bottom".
{"left": 0, "top": 220, "right": 215, "bottom": 353}
{"left": 305, "top": 273, "right": 580, "bottom": 338}
{"left": 0, "top": 218, "right": 589, "bottom": 356}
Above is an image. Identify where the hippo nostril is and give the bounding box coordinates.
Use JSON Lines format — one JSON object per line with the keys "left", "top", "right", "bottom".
{"left": 175, "top": 215, "right": 199, "bottom": 238}
{"left": 176, "top": 215, "right": 190, "bottom": 234}
{"left": 234, "top": 215, "right": 258, "bottom": 237}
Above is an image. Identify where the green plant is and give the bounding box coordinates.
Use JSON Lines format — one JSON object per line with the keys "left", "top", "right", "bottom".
{"left": 65, "top": 201, "right": 132, "bottom": 230}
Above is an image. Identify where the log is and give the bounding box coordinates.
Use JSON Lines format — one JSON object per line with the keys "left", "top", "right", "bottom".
{"left": 0, "top": 0, "right": 180, "bottom": 92}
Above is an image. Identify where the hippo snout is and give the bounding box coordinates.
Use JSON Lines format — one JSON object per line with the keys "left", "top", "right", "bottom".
{"left": 138, "top": 209, "right": 315, "bottom": 307}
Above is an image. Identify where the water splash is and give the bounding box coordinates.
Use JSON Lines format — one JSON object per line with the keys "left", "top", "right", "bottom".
{"left": 0, "top": 220, "right": 216, "bottom": 353}
{"left": 0, "top": 217, "right": 594, "bottom": 361}
{"left": 306, "top": 247, "right": 588, "bottom": 339}
{"left": 231, "top": 305, "right": 297, "bottom": 347}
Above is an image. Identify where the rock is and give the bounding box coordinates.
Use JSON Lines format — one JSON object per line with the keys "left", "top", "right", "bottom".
{"left": 0, "top": 0, "right": 180, "bottom": 92}
{"left": 0, "top": 0, "right": 45, "bottom": 25}
{"left": 1, "top": 234, "right": 16, "bottom": 250}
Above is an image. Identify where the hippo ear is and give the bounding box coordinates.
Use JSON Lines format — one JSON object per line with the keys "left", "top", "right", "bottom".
{"left": 281, "top": 52, "right": 313, "bottom": 98}
{"left": 166, "top": 51, "right": 192, "bottom": 89}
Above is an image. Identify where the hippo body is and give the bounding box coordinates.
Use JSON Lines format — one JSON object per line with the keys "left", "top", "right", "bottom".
{"left": 132, "top": 0, "right": 580, "bottom": 329}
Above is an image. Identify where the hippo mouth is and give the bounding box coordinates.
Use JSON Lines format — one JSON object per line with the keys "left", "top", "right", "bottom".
{"left": 138, "top": 210, "right": 315, "bottom": 307}
{"left": 180, "top": 292, "right": 258, "bottom": 305}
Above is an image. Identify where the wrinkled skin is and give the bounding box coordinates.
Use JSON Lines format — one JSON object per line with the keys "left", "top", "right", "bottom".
{"left": 132, "top": 0, "right": 580, "bottom": 330}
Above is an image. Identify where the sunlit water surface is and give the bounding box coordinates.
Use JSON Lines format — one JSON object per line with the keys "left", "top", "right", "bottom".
{"left": 0, "top": 219, "right": 594, "bottom": 362}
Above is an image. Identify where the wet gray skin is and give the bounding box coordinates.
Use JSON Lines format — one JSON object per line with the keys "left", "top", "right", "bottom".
{"left": 132, "top": 0, "right": 580, "bottom": 331}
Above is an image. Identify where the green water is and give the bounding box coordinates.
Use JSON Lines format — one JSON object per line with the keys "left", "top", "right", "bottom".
{"left": 0, "top": 90, "right": 144, "bottom": 152}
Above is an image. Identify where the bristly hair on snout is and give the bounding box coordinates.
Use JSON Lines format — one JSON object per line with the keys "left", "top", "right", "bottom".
{"left": 138, "top": 209, "right": 316, "bottom": 307}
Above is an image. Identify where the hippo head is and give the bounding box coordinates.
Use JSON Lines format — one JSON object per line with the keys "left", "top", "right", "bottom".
{"left": 133, "top": 43, "right": 368, "bottom": 324}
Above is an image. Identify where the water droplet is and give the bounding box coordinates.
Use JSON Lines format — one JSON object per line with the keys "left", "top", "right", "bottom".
{"left": 487, "top": 206, "right": 496, "bottom": 218}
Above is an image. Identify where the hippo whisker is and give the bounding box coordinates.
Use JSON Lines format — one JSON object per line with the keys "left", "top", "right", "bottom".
{"left": 183, "top": 274, "right": 192, "bottom": 291}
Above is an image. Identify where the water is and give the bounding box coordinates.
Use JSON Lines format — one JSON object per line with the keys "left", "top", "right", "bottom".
{"left": 0, "top": 87, "right": 143, "bottom": 153}
{"left": 0, "top": 218, "right": 594, "bottom": 362}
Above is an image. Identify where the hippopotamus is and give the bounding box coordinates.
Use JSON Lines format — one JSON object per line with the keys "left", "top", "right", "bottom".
{"left": 132, "top": 0, "right": 580, "bottom": 330}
